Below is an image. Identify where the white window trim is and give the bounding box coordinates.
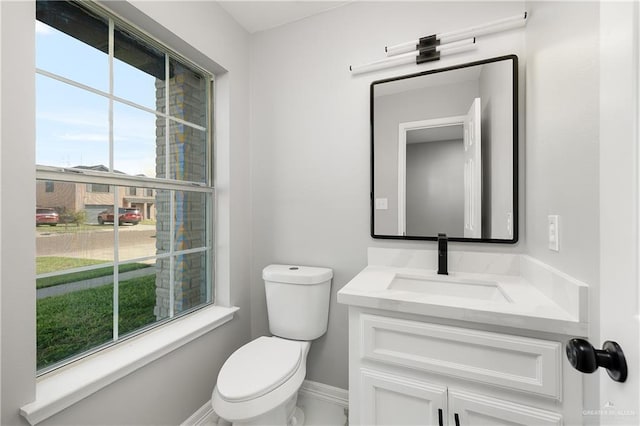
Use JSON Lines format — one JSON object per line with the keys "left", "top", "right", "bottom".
{"left": 20, "top": 305, "right": 238, "bottom": 425}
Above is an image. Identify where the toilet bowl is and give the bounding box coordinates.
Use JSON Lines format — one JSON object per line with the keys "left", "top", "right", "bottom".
{"left": 211, "top": 265, "right": 332, "bottom": 426}
{"left": 212, "top": 337, "right": 310, "bottom": 425}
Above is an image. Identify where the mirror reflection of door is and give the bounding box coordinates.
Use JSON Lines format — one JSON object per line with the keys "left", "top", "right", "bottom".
{"left": 463, "top": 97, "right": 482, "bottom": 238}
{"left": 398, "top": 98, "right": 482, "bottom": 238}
{"left": 398, "top": 117, "right": 462, "bottom": 236}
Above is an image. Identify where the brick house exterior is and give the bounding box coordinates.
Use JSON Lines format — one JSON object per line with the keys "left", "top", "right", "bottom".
{"left": 36, "top": 168, "right": 156, "bottom": 224}
{"left": 153, "top": 61, "right": 208, "bottom": 319}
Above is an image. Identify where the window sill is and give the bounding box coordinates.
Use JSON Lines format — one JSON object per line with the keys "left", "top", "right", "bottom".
{"left": 20, "top": 305, "right": 238, "bottom": 425}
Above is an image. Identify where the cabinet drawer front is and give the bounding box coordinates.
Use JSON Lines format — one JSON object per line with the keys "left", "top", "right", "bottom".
{"left": 360, "top": 314, "right": 562, "bottom": 399}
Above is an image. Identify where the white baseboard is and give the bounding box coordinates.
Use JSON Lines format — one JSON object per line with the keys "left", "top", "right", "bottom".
{"left": 182, "top": 380, "right": 348, "bottom": 425}
{"left": 298, "top": 380, "right": 349, "bottom": 409}
{"left": 181, "top": 400, "right": 218, "bottom": 426}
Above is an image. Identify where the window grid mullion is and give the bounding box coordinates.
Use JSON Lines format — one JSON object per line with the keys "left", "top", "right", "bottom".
{"left": 165, "top": 54, "right": 175, "bottom": 319}
{"left": 108, "top": 20, "right": 114, "bottom": 173}
{"left": 34, "top": 68, "right": 206, "bottom": 133}
{"left": 108, "top": 18, "right": 120, "bottom": 342}
{"left": 169, "top": 190, "right": 175, "bottom": 318}
{"left": 206, "top": 194, "right": 213, "bottom": 303}
{"left": 112, "top": 186, "right": 120, "bottom": 342}
{"left": 36, "top": 246, "right": 209, "bottom": 280}
{"left": 164, "top": 54, "right": 170, "bottom": 181}
{"left": 206, "top": 80, "right": 214, "bottom": 304}
{"left": 36, "top": 167, "right": 213, "bottom": 193}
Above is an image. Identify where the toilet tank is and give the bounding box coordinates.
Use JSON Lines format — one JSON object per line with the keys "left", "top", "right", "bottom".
{"left": 263, "top": 264, "right": 333, "bottom": 340}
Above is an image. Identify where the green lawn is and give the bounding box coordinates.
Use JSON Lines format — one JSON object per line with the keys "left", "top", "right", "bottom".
{"left": 36, "top": 257, "right": 151, "bottom": 289}
{"left": 36, "top": 256, "right": 106, "bottom": 274}
{"left": 35, "top": 223, "right": 115, "bottom": 234}
{"left": 37, "top": 274, "right": 157, "bottom": 370}
{"left": 36, "top": 221, "right": 155, "bottom": 234}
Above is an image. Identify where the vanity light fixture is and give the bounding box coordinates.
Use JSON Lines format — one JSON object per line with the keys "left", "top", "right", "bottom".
{"left": 349, "top": 12, "right": 527, "bottom": 75}
{"left": 385, "top": 12, "right": 528, "bottom": 57}
{"left": 350, "top": 37, "right": 475, "bottom": 75}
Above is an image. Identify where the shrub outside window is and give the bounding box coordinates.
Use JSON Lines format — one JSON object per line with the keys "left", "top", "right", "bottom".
{"left": 35, "top": 0, "right": 214, "bottom": 373}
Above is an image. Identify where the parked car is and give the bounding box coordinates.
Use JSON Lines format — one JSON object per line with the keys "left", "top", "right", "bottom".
{"left": 97, "top": 208, "right": 142, "bottom": 225}
{"left": 36, "top": 208, "right": 59, "bottom": 226}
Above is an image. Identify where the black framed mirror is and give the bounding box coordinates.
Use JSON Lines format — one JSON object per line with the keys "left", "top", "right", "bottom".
{"left": 371, "top": 54, "right": 518, "bottom": 243}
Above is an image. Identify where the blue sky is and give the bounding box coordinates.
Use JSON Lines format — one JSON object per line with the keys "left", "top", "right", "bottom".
{"left": 36, "top": 21, "right": 158, "bottom": 177}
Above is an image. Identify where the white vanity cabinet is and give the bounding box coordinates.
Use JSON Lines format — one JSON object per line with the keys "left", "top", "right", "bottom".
{"left": 360, "top": 369, "right": 447, "bottom": 425}
{"left": 447, "top": 389, "right": 562, "bottom": 426}
{"left": 348, "top": 308, "right": 580, "bottom": 426}
{"left": 360, "top": 371, "right": 562, "bottom": 426}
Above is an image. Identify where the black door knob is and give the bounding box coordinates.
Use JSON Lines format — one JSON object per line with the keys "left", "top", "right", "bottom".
{"left": 566, "top": 338, "right": 627, "bottom": 382}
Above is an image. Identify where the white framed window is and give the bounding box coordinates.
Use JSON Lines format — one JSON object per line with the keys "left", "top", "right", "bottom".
{"left": 35, "top": 0, "right": 214, "bottom": 373}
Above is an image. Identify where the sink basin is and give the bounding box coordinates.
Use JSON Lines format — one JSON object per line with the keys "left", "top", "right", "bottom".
{"left": 388, "top": 274, "right": 512, "bottom": 303}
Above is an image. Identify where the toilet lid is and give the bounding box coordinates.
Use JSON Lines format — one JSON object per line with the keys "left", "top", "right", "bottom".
{"left": 217, "top": 337, "right": 303, "bottom": 402}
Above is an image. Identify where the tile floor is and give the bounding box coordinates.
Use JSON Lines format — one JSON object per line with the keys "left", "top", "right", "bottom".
{"left": 298, "top": 393, "right": 348, "bottom": 426}
{"left": 197, "top": 393, "right": 347, "bottom": 426}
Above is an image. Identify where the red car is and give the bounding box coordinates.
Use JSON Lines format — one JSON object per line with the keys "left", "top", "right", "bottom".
{"left": 97, "top": 208, "right": 142, "bottom": 225}
{"left": 36, "top": 208, "right": 59, "bottom": 226}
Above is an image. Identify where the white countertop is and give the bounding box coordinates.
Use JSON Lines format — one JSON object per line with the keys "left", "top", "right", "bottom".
{"left": 337, "top": 264, "right": 588, "bottom": 336}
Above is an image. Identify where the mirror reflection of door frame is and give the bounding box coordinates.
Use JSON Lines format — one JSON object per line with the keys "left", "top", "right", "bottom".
{"left": 463, "top": 97, "right": 483, "bottom": 238}
{"left": 397, "top": 116, "right": 466, "bottom": 236}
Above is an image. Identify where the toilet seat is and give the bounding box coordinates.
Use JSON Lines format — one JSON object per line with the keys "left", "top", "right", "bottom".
{"left": 212, "top": 338, "right": 311, "bottom": 423}
{"left": 217, "top": 336, "right": 302, "bottom": 402}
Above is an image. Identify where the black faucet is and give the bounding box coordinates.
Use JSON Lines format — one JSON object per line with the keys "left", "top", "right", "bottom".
{"left": 438, "top": 233, "right": 448, "bottom": 275}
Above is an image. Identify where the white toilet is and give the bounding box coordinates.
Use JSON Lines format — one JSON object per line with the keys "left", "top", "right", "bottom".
{"left": 212, "top": 264, "right": 333, "bottom": 426}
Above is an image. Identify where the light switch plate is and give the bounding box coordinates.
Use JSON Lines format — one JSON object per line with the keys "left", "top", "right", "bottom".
{"left": 548, "top": 215, "right": 559, "bottom": 251}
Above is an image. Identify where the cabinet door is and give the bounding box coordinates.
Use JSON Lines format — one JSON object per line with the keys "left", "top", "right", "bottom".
{"left": 448, "top": 389, "right": 562, "bottom": 426}
{"left": 361, "top": 369, "right": 447, "bottom": 426}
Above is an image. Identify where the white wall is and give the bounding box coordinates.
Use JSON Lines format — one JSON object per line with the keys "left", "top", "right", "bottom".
{"left": 524, "top": 0, "right": 601, "bottom": 419}
{"left": 0, "top": 1, "right": 253, "bottom": 424}
{"left": 524, "top": 0, "right": 600, "bottom": 290}
{"left": 1, "top": 3, "right": 36, "bottom": 425}
{"left": 250, "top": 1, "right": 526, "bottom": 390}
